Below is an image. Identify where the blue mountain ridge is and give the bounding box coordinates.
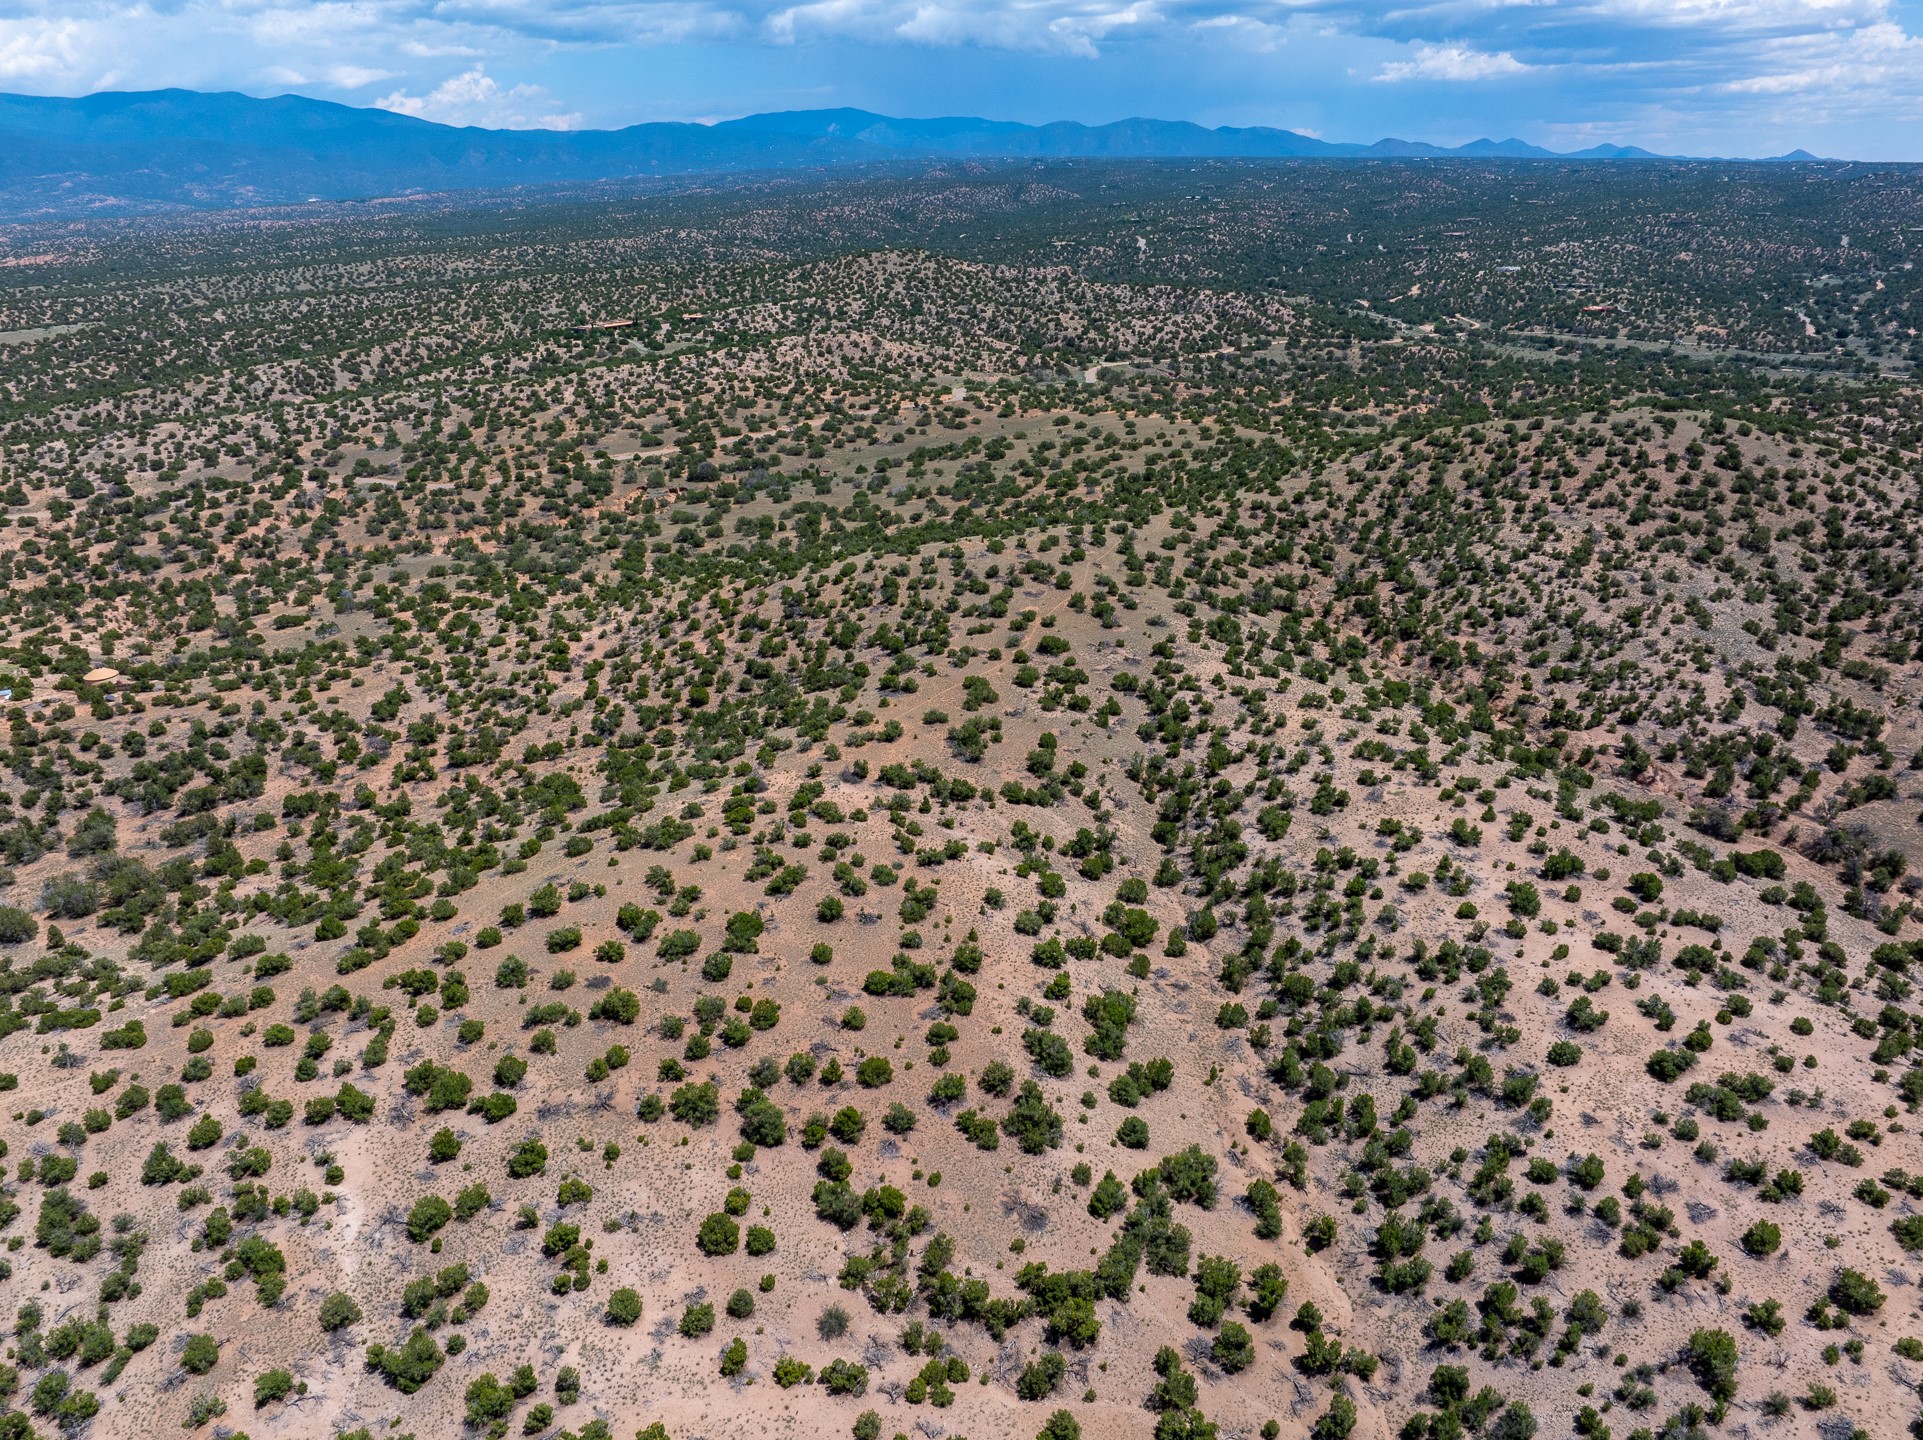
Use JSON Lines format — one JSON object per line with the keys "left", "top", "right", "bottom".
{"left": 0, "top": 89, "right": 1821, "bottom": 218}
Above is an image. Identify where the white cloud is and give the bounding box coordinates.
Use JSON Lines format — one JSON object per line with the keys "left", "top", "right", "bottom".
{"left": 1376, "top": 0, "right": 1886, "bottom": 33}
{"left": 1714, "top": 18, "right": 1923, "bottom": 101}
{"left": 1374, "top": 40, "right": 1531, "bottom": 80}
{"left": 327, "top": 63, "right": 399, "bottom": 88}
{"left": 1583, "top": 0, "right": 1886, "bottom": 32}
{"left": 376, "top": 64, "right": 582, "bottom": 128}
{"left": 0, "top": 17, "right": 93, "bottom": 82}
{"left": 763, "top": 0, "right": 1162, "bottom": 55}
{"left": 433, "top": 0, "right": 743, "bottom": 47}
{"left": 243, "top": 2, "right": 395, "bottom": 49}
{"left": 400, "top": 40, "right": 486, "bottom": 57}
{"left": 1188, "top": 13, "right": 1290, "bottom": 54}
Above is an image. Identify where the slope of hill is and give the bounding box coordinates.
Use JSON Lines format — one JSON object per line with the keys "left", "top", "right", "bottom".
{"left": 0, "top": 164, "right": 1911, "bottom": 1440}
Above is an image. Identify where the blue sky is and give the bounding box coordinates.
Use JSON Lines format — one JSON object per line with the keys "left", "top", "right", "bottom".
{"left": 3, "top": 0, "right": 1921, "bottom": 157}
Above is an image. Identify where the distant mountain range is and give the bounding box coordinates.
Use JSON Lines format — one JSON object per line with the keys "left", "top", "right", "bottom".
{"left": 0, "top": 89, "right": 1827, "bottom": 219}
{"left": 715, "top": 108, "right": 1684, "bottom": 162}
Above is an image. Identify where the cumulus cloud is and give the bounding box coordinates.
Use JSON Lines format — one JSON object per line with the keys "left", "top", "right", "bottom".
{"left": 1374, "top": 40, "right": 1531, "bottom": 81}
{"left": 1188, "top": 13, "right": 1290, "bottom": 54}
{"left": 1714, "top": 18, "right": 1923, "bottom": 103}
{"left": 759, "top": 0, "right": 1161, "bottom": 55}
{"left": 0, "top": 16, "right": 95, "bottom": 82}
{"left": 376, "top": 65, "right": 582, "bottom": 128}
